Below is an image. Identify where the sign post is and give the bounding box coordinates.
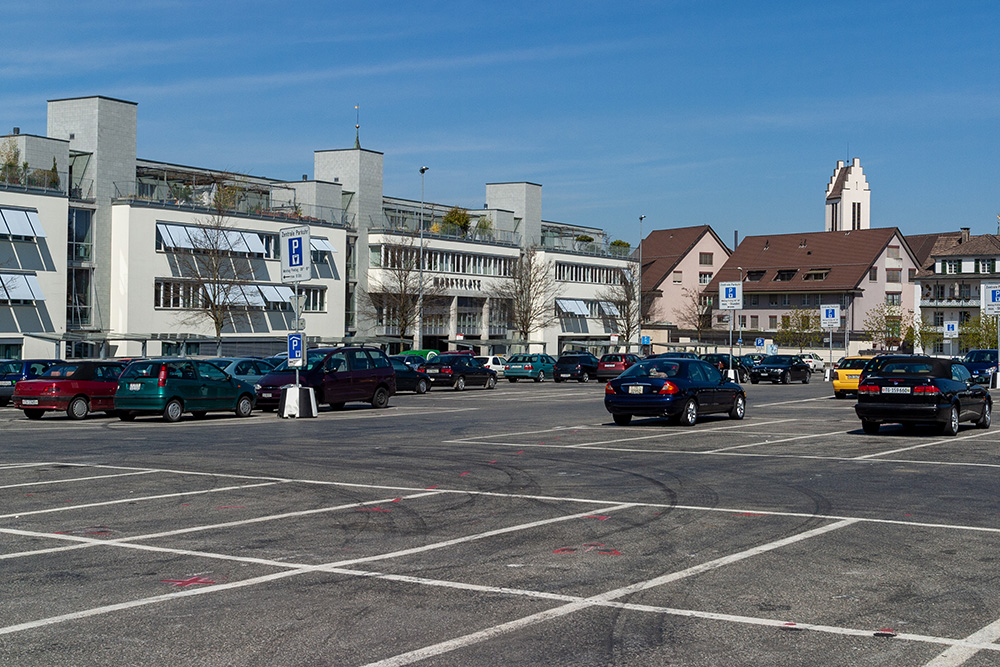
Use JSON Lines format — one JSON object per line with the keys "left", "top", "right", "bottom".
{"left": 719, "top": 281, "right": 742, "bottom": 380}
{"left": 981, "top": 283, "right": 1000, "bottom": 387}
{"left": 943, "top": 320, "right": 958, "bottom": 358}
{"left": 279, "top": 226, "right": 313, "bottom": 418}
{"left": 820, "top": 304, "right": 840, "bottom": 379}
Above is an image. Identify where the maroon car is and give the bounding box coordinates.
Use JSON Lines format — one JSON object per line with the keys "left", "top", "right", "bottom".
{"left": 13, "top": 361, "right": 124, "bottom": 420}
{"left": 597, "top": 353, "right": 641, "bottom": 380}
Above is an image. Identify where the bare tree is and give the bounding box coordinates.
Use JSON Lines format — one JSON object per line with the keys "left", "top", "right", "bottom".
{"left": 673, "top": 287, "right": 711, "bottom": 344}
{"left": 172, "top": 182, "right": 257, "bottom": 355}
{"left": 363, "top": 234, "right": 445, "bottom": 347}
{"left": 596, "top": 262, "right": 640, "bottom": 348}
{"left": 488, "top": 246, "right": 560, "bottom": 343}
{"left": 775, "top": 308, "right": 821, "bottom": 351}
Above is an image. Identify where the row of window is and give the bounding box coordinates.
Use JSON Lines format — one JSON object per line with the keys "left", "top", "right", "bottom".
{"left": 371, "top": 244, "right": 514, "bottom": 277}
{"left": 937, "top": 259, "right": 999, "bottom": 274}
{"left": 555, "top": 262, "right": 626, "bottom": 285}
{"left": 153, "top": 280, "right": 326, "bottom": 312}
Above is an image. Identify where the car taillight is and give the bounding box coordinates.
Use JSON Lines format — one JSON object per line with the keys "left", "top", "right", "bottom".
{"left": 914, "top": 385, "right": 940, "bottom": 394}
{"left": 605, "top": 383, "right": 615, "bottom": 394}
{"left": 858, "top": 384, "right": 879, "bottom": 395}
{"left": 158, "top": 364, "right": 168, "bottom": 387}
{"left": 43, "top": 384, "right": 60, "bottom": 393}
{"left": 441, "top": 367, "right": 453, "bottom": 374}
{"left": 524, "top": 364, "right": 533, "bottom": 370}
{"left": 659, "top": 381, "right": 679, "bottom": 395}
{"left": 575, "top": 364, "right": 581, "bottom": 369}
{"left": 504, "top": 365, "right": 510, "bottom": 370}
{"left": 418, "top": 365, "right": 425, "bottom": 372}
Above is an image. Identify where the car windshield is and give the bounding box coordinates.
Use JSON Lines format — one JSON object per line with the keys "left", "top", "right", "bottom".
{"left": 621, "top": 360, "right": 682, "bottom": 378}
{"left": 120, "top": 361, "right": 161, "bottom": 379}
{"left": 508, "top": 355, "right": 528, "bottom": 363}
{"left": 273, "top": 350, "right": 329, "bottom": 371}
{"left": 839, "top": 358, "right": 871, "bottom": 370}
{"left": 964, "top": 350, "right": 997, "bottom": 363}
{"left": 761, "top": 355, "right": 793, "bottom": 365}
{"left": 40, "top": 364, "right": 81, "bottom": 378}
{"left": 0, "top": 361, "right": 21, "bottom": 374}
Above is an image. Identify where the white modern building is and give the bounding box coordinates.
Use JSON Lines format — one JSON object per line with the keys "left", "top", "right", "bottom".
{"left": 825, "top": 158, "right": 871, "bottom": 232}
{"left": 0, "top": 95, "right": 634, "bottom": 359}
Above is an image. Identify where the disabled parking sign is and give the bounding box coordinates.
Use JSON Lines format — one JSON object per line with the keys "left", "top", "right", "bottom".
{"left": 983, "top": 282, "right": 1000, "bottom": 315}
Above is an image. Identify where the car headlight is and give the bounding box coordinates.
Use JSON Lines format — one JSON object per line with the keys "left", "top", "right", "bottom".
{"left": 254, "top": 383, "right": 261, "bottom": 391}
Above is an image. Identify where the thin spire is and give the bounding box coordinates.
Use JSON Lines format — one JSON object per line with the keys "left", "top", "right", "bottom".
{"left": 354, "top": 104, "right": 360, "bottom": 149}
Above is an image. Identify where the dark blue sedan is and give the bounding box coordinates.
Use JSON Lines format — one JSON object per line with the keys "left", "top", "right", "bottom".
{"left": 604, "top": 358, "right": 746, "bottom": 426}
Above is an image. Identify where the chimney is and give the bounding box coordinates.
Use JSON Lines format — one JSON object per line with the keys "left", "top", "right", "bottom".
{"left": 12, "top": 127, "right": 19, "bottom": 135}
{"left": 960, "top": 227, "right": 970, "bottom": 243}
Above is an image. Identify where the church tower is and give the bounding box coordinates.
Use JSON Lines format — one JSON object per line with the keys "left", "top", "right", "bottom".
{"left": 825, "top": 157, "right": 870, "bottom": 231}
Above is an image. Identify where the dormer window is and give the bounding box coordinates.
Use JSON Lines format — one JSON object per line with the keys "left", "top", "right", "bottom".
{"left": 803, "top": 269, "right": 830, "bottom": 281}
{"left": 745, "top": 270, "right": 766, "bottom": 282}
{"left": 773, "top": 269, "right": 798, "bottom": 282}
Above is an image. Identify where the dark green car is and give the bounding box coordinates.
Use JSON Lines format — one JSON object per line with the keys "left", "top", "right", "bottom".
{"left": 115, "top": 358, "right": 256, "bottom": 422}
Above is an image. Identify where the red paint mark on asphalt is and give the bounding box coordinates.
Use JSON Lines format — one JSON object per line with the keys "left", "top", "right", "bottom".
{"left": 583, "top": 515, "right": 610, "bottom": 520}
{"left": 24, "top": 493, "right": 32, "bottom": 496}
{"left": 597, "top": 549, "right": 622, "bottom": 556}
{"left": 390, "top": 498, "right": 401, "bottom": 503}
{"left": 553, "top": 547, "right": 577, "bottom": 554}
{"left": 161, "top": 576, "right": 216, "bottom": 587}
{"left": 459, "top": 472, "right": 470, "bottom": 476}
{"left": 488, "top": 460, "right": 498, "bottom": 464}
{"left": 426, "top": 485, "right": 439, "bottom": 489}
{"left": 181, "top": 503, "right": 190, "bottom": 506}
{"left": 538, "top": 442, "right": 546, "bottom": 445}
{"left": 904, "top": 514, "right": 912, "bottom": 517}
{"left": 357, "top": 507, "right": 391, "bottom": 512}
{"left": 516, "top": 451, "right": 524, "bottom": 454}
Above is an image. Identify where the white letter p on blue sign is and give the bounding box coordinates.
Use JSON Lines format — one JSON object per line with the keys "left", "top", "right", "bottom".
{"left": 289, "top": 238, "right": 303, "bottom": 267}
{"left": 993, "top": 290, "right": 1000, "bottom": 303}
{"left": 725, "top": 287, "right": 735, "bottom": 299}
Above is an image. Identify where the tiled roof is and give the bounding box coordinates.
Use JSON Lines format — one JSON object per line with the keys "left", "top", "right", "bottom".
{"left": 826, "top": 166, "right": 849, "bottom": 201}
{"left": 705, "top": 227, "right": 906, "bottom": 294}
{"left": 905, "top": 232, "right": 962, "bottom": 269}
{"left": 933, "top": 234, "right": 1000, "bottom": 258}
{"left": 639, "top": 225, "right": 730, "bottom": 292}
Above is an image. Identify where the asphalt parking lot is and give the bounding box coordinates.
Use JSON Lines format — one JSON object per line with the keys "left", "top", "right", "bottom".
{"left": 3, "top": 376, "right": 1000, "bottom": 666}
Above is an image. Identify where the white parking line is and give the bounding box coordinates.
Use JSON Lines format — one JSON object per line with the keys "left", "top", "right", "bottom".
{"left": 923, "top": 615, "right": 1000, "bottom": 665}
{"left": 0, "top": 469, "right": 157, "bottom": 490}
{"left": 566, "top": 419, "right": 796, "bottom": 448}
{"left": 754, "top": 396, "right": 839, "bottom": 408}
{"left": 854, "top": 429, "right": 996, "bottom": 459}
{"left": 704, "top": 431, "right": 847, "bottom": 453}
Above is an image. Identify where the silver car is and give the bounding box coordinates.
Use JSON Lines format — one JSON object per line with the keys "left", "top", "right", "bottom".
{"left": 204, "top": 358, "right": 276, "bottom": 385}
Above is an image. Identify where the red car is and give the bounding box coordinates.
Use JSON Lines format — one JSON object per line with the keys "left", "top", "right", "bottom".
{"left": 13, "top": 361, "right": 125, "bottom": 420}
{"left": 597, "top": 353, "right": 641, "bottom": 380}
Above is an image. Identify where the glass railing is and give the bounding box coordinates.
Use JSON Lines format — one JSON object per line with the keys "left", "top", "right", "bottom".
{"left": 372, "top": 212, "right": 521, "bottom": 247}
{"left": 0, "top": 167, "right": 69, "bottom": 196}
{"left": 539, "top": 236, "right": 633, "bottom": 259}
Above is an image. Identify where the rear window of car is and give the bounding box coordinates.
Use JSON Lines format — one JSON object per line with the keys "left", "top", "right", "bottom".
{"left": 878, "top": 361, "right": 936, "bottom": 376}
{"left": 601, "top": 355, "right": 623, "bottom": 363}
{"left": 622, "top": 360, "right": 682, "bottom": 378}
{"left": 0, "top": 361, "right": 21, "bottom": 374}
{"left": 761, "top": 356, "right": 793, "bottom": 365}
{"left": 39, "top": 364, "right": 80, "bottom": 377}
{"left": 121, "top": 361, "right": 161, "bottom": 379}
{"left": 274, "top": 350, "right": 329, "bottom": 371}
{"left": 557, "top": 355, "right": 587, "bottom": 363}
{"left": 839, "top": 358, "right": 871, "bottom": 370}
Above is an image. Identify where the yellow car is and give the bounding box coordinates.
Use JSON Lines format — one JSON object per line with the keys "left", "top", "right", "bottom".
{"left": 832, "top": 356, "right": 874, "bottom": 398}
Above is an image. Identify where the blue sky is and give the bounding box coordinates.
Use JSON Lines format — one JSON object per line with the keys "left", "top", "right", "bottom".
{"left": 4, "top": 1, "right": 998, "bottom": 248}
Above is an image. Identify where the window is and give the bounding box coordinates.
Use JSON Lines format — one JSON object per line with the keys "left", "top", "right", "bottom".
{"left": 698, "top": 272, "right": 712, "bottom": 285}
{"left": 933, "top": 284, "right": 946, "bottom": 299}
{"left": 302, "top": 286, "right": 326, "bottom": 312}
{"left": 933, "top": 311, "right": 944, "bottom": 326}
{"left": 782, "top": 294, "right": 790, "bottom": 306}
{"left": 908, "top": 268, "right": 916, "bottom": 281}
{"left": 154, "top": 280, "right": 204, "bottom": 309}
{"left": 699, "top": 252, "right": 713, "bottom": 266}
{"left": 886, "top": 292, "right": 901, "bottom": 306}
{"left": 750, "top": 315, "right": 759, "bottom": 329}
{"left": 781, "top": 315, "right": 791, "bottom": 328}
{"left": 946, "top": 260, "right": 961, "bottom": 274}
{"left": 869, "top": 267, "right": 878, "bottom": 281}
{"left": 672, "top": 271, "right": 682, "bottom": 284}
{"left": 739, "top": 315, "right": 747, "bottom": 327}
{"left": 774, "top": 269, "right": 797, "bottom": 281}
{"left": 852, "top": 202, "right": 862, "bottom": 229}
{"left": 67, "top": 267, "right": 92, "bottom": 328}
{"left": 750, "top": 295, "right": 759, "bottom": 306}
{"left": 976, "top": 259, "right": 996, "bottom": 274}
{"left": 746, "top": 270, "right": 766, "bottom": 282}
{"left": 887, "top": 245, "right": 900, "bottom": 259}
{"left": 886, "top": 269, "right": 901, "bottom": 283}
{"left": 803, "top": 269, "right": 829, "bottom": 281}
{"left": 68, "top": 208, "right": 93, "bottom": 262}
{"left": 769, "top": 295, "right": 779, "bottom": 306}
{"left": 768, "top": 315, "right": 778, "bottom": 330}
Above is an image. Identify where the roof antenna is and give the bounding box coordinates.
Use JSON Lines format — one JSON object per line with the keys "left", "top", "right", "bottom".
{"left": 354, "top": 104, "right": 361, "bottom": 149}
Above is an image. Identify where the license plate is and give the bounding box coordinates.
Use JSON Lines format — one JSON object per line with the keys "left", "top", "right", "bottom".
{"left": 628, "top": 385, "right": 643, "bottom": 394}
{"left": 261, "top": 392, "right": 274, "bottom": 398}
{"left": 561, "top": 373, "right": 571, "bottom": 378}
{"left": 602, "top": 364, "right": 613, "bottom": 368}
{"left": 847, "top": 374, "right": 859, "bottom": 379}
{"left": 881, "top": 386, "right": 911, "bottom": 394}
{"left": 128, "top": 383, "right": 141, "bottom": 391}
{"left": 0, "top": 380, "right": 10, "bottom": 386}
{"left": 22, "top": 399, "right": 38, "bottom": 405}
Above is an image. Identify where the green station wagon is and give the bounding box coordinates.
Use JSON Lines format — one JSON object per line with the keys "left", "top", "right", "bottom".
{"left": 504, "top": 354, "right": 556, "bottom": 382}
{"left": 115, "top": 358, "right": 256, "bottom": 422}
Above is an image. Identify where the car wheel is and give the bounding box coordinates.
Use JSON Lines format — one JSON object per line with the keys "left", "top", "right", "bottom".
{"left": 729, "top": 394, "right": 746, "bottom": 420}
{"left": 192, "top": 411, "right": 208, "bottom": 419}
{"left": 613, "top": 413, "right": 632, "bottom": 426}
{"left": 508, "top": 378, "right": 519, "bottom": 383}
{"left": 803, "top": 372, "right": 810, "bottom": 385}
{"left": 941, "top": 405, "right": 960, "bottom": 436}
{"left": 371, "top": 386, "right": 390, "bottom": 409}
{"left": 750, "top": 379, "right": 759, "bottom": 385}
{"left": 454, "top": 376, "right": 466, "bottom": 391}
{"left": 235, "top": 394, "right": 254, "bottom": 417}
{"left": 329, "top": 402, "right": 345, "bottom": 410}
{"left": 861, "top": 419, "right": 879, "bottom": 434}
{"left": 416, "top": 379, "right": 429, "bottom": 394}
{"left": 782, "top": 371, "right": 790, "bottom": 384}
{"left": 579, "top": 372, "right": 590, "bottom": 383}
{"left": 118, "top": 411, "right": 136, "bottom": 422}
{"left": 67, "top": 396, "right": 89, "bottom": 420}
{"left": 679, "top": 398, "right": 698, "bottom": 426}
{"left": 162, "top": 399, "right": 183, "bottom": 423}
{"left": 739, "top": 370, "right": 749, "bottom": 383}
{"left": 976, "top": 400, "right": 992, "bottom": 429}
{"left": 534, "top": 371, "right": 544, "bottom": 383}
{"left": 486, "top": 376, "right": 497, "bottom": 390}
{"left": 554, "top": 377, "right": 563, "bottom": 383}
{"left": 24, "top": 409, "right": 45, "bottom": 420}
{"left": 834, "top": 391, "right": 846, "bottom": 399}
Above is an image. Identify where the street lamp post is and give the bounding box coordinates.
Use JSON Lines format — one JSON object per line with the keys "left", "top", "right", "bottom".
{"left": 417, "top": 166, "right": 428, "bottom": 350}
{"left": 638, "top": 215, "right": 645, "bottom": 356}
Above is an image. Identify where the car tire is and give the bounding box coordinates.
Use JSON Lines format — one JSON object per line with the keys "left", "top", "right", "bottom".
{"left": 750, "top": 379, "right": 759, "bottom": 385}
{"left": 118, "top": 411, "right": 136, "bottom": 422}
{"left": 508, "top": 378, "right": 519, "bottom": 383}
{"left": 739, "top": 370, "right": 749, "bottom": 383}
{"left": 861, "top": 419, "right": 879, "bottom": 434}
{"left": 67, "top": 396, "right": 89, "bottom": 420}
{"left": 834, "top": 391, "right": 846, "bottom": 399}
{"left": 329, "top": 402, "right": 345, "bottom": 410}
{"left": 729, "top": 394, "right": 746, "bottom": 420}
{"left": 976, "top": 400, "right": 992, "bottom": 429}
{"left": 941, "top": 405, "right": 960, "bottom": 436}
{"left": 534, "top": 372, "right": 544, "bottom": 383}
{"left": 235, "top": 394, "right": 254, "bottom": 417}
{"left": 613, "top": 413, "right": 632, "bottom": 426}
{"left": 678, "top": 398, "right": 698, "bottom": 426}
{"left": 162, "top": 399, "right": 183, "bottom": 423}
{"left": 192, "top": 411, "right": 208, "bottom": 419}
{"left": 486, "top": 376, "right": 497, "bottom": 390}
{"left": 24, "top": 409, "right": 45, "bottom": 420}
{"left": 554, "top": 377, "right": 563, "bottom": 383}
{"left": 416, "top": 379, "right": 429, "bottom": 394}
{"left": 803, "top": 372, "right": 810, "bottom": 385}
{"left": 454, "top": 376, "right": 466, "bottom": 391}
{"left": 371, "top": 387, "right": 390, "bottom": 409}
{"left": 579, "top": 372, "right": 590, "bottom": 383}
{"left": 782, "top": 371, "right": 790, "bottom": 384}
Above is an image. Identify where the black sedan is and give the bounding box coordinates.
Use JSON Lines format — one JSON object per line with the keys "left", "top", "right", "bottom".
{"left": 390, "top": 357, "right": 432, "bottom": 394}
{"left": 604, "top": 358, "right": 746, "bottom": 426}
{"left": 701, "top": 353, "right": 751, "bottom": 383}
{"left": 421, "top": 354, "right": 497, "bottom": 391}
{"left": 854, "top": 356, "right": 991, "bottom": 435}
{"left": 554, "top": 352, "right": 600, "bottom": 383}
{"left": 749, "top": 355, "right": 811, "bottom": 384}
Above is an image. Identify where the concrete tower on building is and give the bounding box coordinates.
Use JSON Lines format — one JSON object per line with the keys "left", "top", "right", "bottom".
{"left": 825, "top": 157, "right": 870, "bottom": 232}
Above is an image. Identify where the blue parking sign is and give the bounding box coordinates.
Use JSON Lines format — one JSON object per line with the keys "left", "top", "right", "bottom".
{"left": 725, "top": 286, "right": 736, "bottom": 299}
{"left": 288, "top": 333, "right": 304, "bottom": 367}
{"left": 289, "top": 237, "right": 303, "bottom": 267}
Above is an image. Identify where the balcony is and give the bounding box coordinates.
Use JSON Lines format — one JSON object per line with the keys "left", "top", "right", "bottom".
{"left": 920, "top": 297, "right": 980, "bottom": 308}
{"left": 372, "top": 209, "right": 521, "bottom": 247}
